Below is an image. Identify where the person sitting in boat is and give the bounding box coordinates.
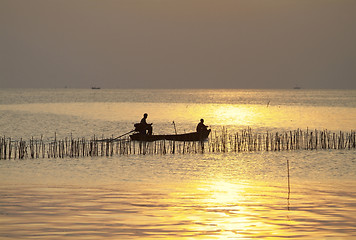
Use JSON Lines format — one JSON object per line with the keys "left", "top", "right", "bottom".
{"left": 135, "top": 113, "right": 153, "bottom": 135}
{"left": 196, "top": 119, "right": 208, "bottom": 133}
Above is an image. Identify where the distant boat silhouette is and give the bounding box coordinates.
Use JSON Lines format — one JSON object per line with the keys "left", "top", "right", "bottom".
{"left": 293, "top": 85, "right": 301, "bottom": 89}
{"left": 91, "top": 87, "right": 101, "bottom": 89}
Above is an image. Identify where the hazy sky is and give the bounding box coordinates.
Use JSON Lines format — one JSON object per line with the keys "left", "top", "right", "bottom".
{"left": 1, "top": 0, "right": 356, "bottom": 89}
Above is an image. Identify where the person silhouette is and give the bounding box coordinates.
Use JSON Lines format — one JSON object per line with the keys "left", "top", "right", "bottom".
{"left": 196, "top": 119, "right": 208, "bottom": 133}
{"left": 139, "top": 113, "right": 153, "bottom": 135}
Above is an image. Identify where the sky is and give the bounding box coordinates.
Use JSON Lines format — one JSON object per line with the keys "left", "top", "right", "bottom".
{"left": 1, "top": 0, "right": 356, "bottom": 89}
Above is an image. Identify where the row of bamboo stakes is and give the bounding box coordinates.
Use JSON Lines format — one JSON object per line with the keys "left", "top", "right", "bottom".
{"left": 0, "top": 128, "right": 355, "bottom": 160}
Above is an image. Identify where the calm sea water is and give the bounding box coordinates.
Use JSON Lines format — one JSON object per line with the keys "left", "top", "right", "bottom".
{"left": 1, "top": 88, "right": 356, "bottom": 239}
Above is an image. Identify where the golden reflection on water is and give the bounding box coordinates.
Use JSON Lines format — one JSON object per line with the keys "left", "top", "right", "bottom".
{"left": 204, "top": 180, "right": 245, "bottom": 205}
{"left": 176, "top": 180, "right": 287, "bottom": 239}
{"left": 1, "top": 179, "right": 356, "bottom": 239}
{"left": 208, "top": 104, "right": 356, "bottom": 131}
{"left": 1, "top": 102, "right": 355, "bottom": 131}
{"left": 209, "top": 105, "right": 256, "bottom": 126}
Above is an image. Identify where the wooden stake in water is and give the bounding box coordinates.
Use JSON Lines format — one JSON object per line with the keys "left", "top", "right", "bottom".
{"left": 287, "top": 158, "right": 291, "bottom": 211}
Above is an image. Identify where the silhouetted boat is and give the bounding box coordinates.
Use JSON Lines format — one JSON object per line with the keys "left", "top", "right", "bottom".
{"left": 91, "top": 87, "right": 101, "bottom": 89}
{"left": 130, "top": 129, "right": 211, "bottom": 142}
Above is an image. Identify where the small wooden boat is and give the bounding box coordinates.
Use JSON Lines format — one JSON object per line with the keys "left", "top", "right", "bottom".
{"left": 130, "top": 129, "right": 211, "bottom": 142}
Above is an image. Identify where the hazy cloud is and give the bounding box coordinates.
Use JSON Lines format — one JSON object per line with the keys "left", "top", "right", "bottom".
{"left": 1, "top": 0, "right": 356, "bottom": 89}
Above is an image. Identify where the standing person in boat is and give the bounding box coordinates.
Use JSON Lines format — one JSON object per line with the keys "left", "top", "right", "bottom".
{"left": 139, "top": 113, "right": 153, "bottom": 135}
{"left": 196, "top": 119, "right": 208, "bottom": 133}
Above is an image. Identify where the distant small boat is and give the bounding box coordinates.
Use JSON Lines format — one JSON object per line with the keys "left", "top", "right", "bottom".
{"left": 130, "top": 130, "right": 211, "bottom": 142}
{"left": 293, "top": 85, "right": 301, "bottom": 89}
{"left": 91, "top": 87, "right": 101, "bottom": 89}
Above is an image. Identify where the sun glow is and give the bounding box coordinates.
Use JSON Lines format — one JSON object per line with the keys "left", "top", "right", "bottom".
{"left": 210, "top": 104, "right": 260, "bottom": 126}
{"left": 178, "top": 180, "right": 288, "bottom": 238}
{"left": 203, "top": 180, "right": 245, "bottom": 205}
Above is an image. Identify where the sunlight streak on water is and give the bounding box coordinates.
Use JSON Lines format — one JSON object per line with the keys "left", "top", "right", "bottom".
{"left": 1, "top": 179, "right": 355, "bottom": 239}
{"left": 0, "top": 102, "right": 354, "bottom": 138}
{"left": 1, "top": 89, "right": 356, "bottom": 239}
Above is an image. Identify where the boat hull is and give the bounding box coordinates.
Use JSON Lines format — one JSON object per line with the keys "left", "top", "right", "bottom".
{"left": 130, "top": 130, "right": 211, "bottom": 142}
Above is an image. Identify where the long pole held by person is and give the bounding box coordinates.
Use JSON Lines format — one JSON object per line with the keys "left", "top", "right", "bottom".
{"left": 112, "top": 129, "right": 135, "bottom": 141}
{"left": 97, "top": 129, "right": 135, "bottom": 142}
